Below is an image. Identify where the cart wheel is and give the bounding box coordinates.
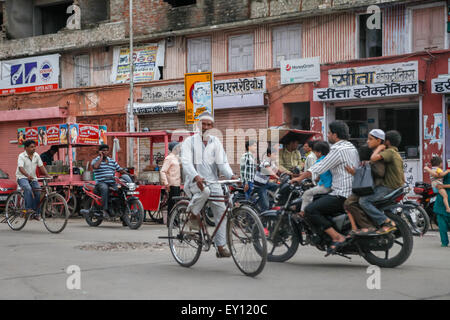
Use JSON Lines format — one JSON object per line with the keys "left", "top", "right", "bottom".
{"left": 148, "top": 209, "right": 164, "bottom": 224}
{"left": 57, "top": 188, "right": 78, "bottom": 217}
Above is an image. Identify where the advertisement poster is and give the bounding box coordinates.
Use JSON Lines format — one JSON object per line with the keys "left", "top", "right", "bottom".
{"left": 99, "top": 125, "right": 107, "bottom": 145}
{"left": 38, "top": 126, "right": 47, "bottom": 146}
{"left": 0, "top": 54, "right": 60, "bottom": 95}
{"left": 280, "top": 57, "right": 321, "bottom": 84}
{"left": 184, "top": 72, "right": 213, "bottom": 124}
{"left": 78, "top": 124, "right": 100, "bottom": 145}
{"left": 69, "top": 124, "right": 79, "bottom": 144}
{"left": 17, "top": 128, "right": 25, "bottom": 147}
{"left": 111, "top": 42, "right": 165, "bottom": 83}
{"left": 193, "top": 82, "right": 212, "bottom": 120}
{"left": 25, "top": 127, "right": 39, "bottom": 145}
{"left": 59, "top": 124, "right": 68, "bottom": 145}
{"left": 47, "top": 125, "right": 60, "bottom": 145}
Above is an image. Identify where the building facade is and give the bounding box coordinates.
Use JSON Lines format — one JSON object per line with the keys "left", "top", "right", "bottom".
{"left": 0, "top": 0, "right": 448, "bottom": 183}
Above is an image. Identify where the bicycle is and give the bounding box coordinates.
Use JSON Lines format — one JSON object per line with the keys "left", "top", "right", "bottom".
{"left": 162, "top": 179, "right": 268, "bottom": 277}
{"left": 4, "top": 177, "right": 69, "bottom": 233}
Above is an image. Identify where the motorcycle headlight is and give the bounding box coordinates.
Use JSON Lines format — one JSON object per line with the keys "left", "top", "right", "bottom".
{"left": 0, "top": 188, "right": 8, "bottom": 192}
{"left": 126, "top": 183, "right": 136, "bottom": 191}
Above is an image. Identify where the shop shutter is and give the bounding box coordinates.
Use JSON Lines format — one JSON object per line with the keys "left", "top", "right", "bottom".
{"left": 74, "top": 54, "right": 90, "bottom": 87}
{"left": 272, "top": 24, "right": 302, "bottom": 68}
{"left": 229, "top": 34, "right": 254, "bottom": 72}
{"left": 413, "top": 6, "right": 445, "bottom": 52}
{"left": 187, "top": 37, "right": 212, "bottom": 73}
{"left": 214, "top": 107, "right": 268, "bottom": 173}
{"left": 0, "top": 121, "right": 29, "bottom": 179}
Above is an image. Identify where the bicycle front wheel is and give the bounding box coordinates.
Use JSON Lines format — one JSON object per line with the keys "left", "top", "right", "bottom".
{"left": 227, "top": 206, "right": 267, "bottom": 277}
{"left": 168, "top": 201, "right": 202, "bottom": 268}
{"left": 5, "top": 191, "right": 28, "bottom": 231}
{"left": 42, "top": 193, "right": 69, "bottom": 233}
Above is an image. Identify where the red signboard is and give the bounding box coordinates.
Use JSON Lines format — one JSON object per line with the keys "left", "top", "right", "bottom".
{"left": 78, "top": 125, "right": 100, "bottom": 145}
{"left": 25, "top": 127, "right": 39, "bottom": 144}
{"left": 46, "top": 125, "right": 60, "bottom": 145}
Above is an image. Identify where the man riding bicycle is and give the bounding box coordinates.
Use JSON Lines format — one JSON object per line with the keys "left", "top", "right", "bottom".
{"left": 16, "top": 140, "right": 52, "bottom": 220}
{"left": 180, "top": 111, "right": 239, "bottom": 258}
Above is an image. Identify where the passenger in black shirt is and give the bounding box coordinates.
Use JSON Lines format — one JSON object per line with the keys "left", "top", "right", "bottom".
{"left": 40, "top": 146, "right": 59, "bottom": 165}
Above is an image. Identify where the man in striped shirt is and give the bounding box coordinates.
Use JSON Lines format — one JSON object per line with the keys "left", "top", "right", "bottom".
{"left": 240, "top": 140, "right": 257, "bottom": 200}
{"left": 292, "top": 121, "right": 359, "bottom": 253}
{"left": 92, "top": 144, "right": 130, "bottom": 216}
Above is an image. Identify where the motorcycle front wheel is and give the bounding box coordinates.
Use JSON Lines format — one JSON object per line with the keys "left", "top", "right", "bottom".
{"left": 363, "top": 211, "right": 413, "bottom": 268}
{"left": 124, "top": 199, "right": 144, "bottom": 230}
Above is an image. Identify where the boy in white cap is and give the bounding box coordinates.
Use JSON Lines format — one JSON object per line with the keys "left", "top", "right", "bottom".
{"left": 180, "top": 111, "right": 239, "bottom": 258}
{"left": 358, "top": 129, "right": 404, "bottom": 234}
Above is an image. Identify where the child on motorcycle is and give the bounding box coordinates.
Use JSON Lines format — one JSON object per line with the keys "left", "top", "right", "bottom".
{"left": 292, "top": 140, "right": 332, "bottom": 217}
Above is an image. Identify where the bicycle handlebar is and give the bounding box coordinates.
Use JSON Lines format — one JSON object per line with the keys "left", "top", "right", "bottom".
{"left": 37, "top": 177, "right": 54, "bottom": 180}
{"left": 204, "top": 179, "right": 241, "bottom": 185}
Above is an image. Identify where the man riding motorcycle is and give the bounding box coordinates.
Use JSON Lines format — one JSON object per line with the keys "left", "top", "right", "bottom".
{"left": 92, "top": 144, "right": 132, "bottom": 219}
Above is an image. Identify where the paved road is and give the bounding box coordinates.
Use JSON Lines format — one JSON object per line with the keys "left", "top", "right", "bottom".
{"left": 0, "top": 218, "right": 448, "bottom": 300}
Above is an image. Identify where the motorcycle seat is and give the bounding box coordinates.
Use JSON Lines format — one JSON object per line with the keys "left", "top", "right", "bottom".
{"left": 372, "top": 187, "right": 404, "bottom": 207}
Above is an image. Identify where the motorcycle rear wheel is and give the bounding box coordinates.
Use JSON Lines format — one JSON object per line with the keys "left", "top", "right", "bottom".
{"left": 363, "top": 211, "right": 413, "bottom": 268}
{"left": 83, "top": 198, "right": 103, "bottom": 227}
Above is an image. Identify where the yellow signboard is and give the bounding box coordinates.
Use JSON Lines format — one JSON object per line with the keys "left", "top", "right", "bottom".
{"left": 184, "top": 72, "right": 213, "bottom": 124}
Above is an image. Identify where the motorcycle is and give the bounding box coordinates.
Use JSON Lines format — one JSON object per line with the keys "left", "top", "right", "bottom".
{"left": 412, "top": 181, "right": 437, "bottom": 230}
{"left": 258, "top": 178, "right": 413, "bottom": 268}
{"left": 80, "top": 176, "right": 144, "bottom": 229}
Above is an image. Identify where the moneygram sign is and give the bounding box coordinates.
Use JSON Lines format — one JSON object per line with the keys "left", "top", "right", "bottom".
{"left": 280, "top": 57, "right": 321, "bottom": 85}
{"left": 1, "top": 54, "right": 60, "bottom": 95}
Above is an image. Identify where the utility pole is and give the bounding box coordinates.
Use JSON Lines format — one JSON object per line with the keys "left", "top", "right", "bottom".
{"left": 128, "top": 0, "right": 135, "bottom": 168}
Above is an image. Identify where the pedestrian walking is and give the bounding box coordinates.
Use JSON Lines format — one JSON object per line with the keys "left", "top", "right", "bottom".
{"left": 160, "top": 141, "right": 181, "bottom": 226}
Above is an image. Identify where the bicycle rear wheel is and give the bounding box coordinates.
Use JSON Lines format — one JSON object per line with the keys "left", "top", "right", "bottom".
{"left": 168, "top": 201, "right": 202, "bottom": 268}
{"left": 5, "top": 191, "right": 28, "bottom": 231}
{"left": 42, "top": 193, "right": 69, "bottom": 233}
{"left": 227, "top": 206, "right": 267, "bottom": 277}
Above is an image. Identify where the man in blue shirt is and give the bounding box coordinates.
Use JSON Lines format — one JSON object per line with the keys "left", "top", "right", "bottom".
{"left": 92, "top": 144, "right": 130, "bottom": 217}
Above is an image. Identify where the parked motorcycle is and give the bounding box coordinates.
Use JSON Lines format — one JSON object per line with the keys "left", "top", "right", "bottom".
{"left": 397, "top": 189, "right": 431, "bottom": 236}
{"left": 412, "top": 181, "right": 437, "bottom": 229}
{"left": 80, "top": 176, "right": 144, "bottom": 229}
{"left": 258, "top": 178, "right": 413, "bottom": 268}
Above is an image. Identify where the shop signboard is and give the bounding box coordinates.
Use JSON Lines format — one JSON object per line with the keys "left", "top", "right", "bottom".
{"left": 280, "top": 57, "right": 320, "bottom": 84}
{"left": 0, "top": 54, "right": 60, "bottom": 95}
{"left": 184, "top": 72, "right": 213, "bottom": 124}
{"left": 111, "top": 42, "right": 165, "bottom": 83}
{"left": 17, "top": 124, "right": 106, "bottom": 146}
{"left": 133, "top": 102, "right": 179, "bottom": 115}
{"left": 431, "top": 76, "right": 450, "bottom": 93}
{"left": 142, "top": 84, "right": 185, "bottom": 102}
{"left": 314, "top": 61, "right": 419, "bottom": 101}
{"left": 213, "top": 76, "right": 266, "bottom": 97}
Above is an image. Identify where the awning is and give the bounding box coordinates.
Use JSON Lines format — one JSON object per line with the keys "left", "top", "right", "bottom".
{"left": 133, "top": 101, "right": 182, "bottom": 115}
{"left": 0, "top": 106, "right": 67, "bottom": 122}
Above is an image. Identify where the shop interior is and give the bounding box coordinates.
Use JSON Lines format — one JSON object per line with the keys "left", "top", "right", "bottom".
{"left": 333, "top": 102, "right": 420, "bottom": 159}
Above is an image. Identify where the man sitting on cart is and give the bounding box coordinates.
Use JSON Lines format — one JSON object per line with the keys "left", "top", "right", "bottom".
{"left": 16, "top": 140, "right": 52, "bottom": 220}
{"left": 40, "top": 145, "right": 59, "bottom": 165}
{"left": 92, "top": 144, "right": 131, "bottom": 218}
{"left": 181, "top": 111, "right": 239, "bottom": 258}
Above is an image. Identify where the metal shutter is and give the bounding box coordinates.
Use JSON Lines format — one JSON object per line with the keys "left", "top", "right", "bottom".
{"left": 74, "top": 54, "right": 90, "bottom": 87}
{"left": 272, "top": 24, "right": 302, "bottom": 68}
{"left": 214, "top": 107, "right": 268, "bottom": 173}
{"left": 187, "top": 37, "right": 212, "bottom": 73}
{"left": 229, "top": 34, "right": 254, "bottom": 72}
{"left": 0, "top": 121, "right": 29, "bottom": 179}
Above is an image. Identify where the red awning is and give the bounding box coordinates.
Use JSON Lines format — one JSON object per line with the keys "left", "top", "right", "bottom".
{"left": 0, "top": 107, "right": 67, "bottom": 122}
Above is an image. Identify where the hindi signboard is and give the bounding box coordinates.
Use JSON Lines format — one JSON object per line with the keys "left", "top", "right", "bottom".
{"left": 432, "top": 76, "right": 450, "bottom": 93}
{"left": 184, "top": 72, "right": 213, "bottom": 124}
{"left": 280, "top": 57, "right": 321, "bottom": 84}
{"left": 213, "top": 77, "right": 266, "bottom": 96}
{"left": 314, "top": 61, "right": 419, "bottom": 102}
{"left": 0, "top": 54, "right": 60, "bottom": 95}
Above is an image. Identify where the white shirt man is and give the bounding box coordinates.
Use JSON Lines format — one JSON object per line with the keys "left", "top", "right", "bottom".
{"left": 180, "top": 112, "right": 236, "bottom": 258}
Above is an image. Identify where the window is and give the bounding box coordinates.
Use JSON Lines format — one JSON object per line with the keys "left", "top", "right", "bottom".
{"left": 163, "top": 0, "right": 196, "bottom": 7}
{"left": 272, "top": 24, "right": 302, "bottom": 68}
{"left": 187, "top": 37, "right": 211, "bottom": 73}
{"left": 74, "top": 54, "right": 90, "bottom": 87}
{"left": 412, "top": 6, "right": 445, "bottom": 52}
{"left": 359, "top": 14, "right": 382, "bottom": 58}
{"left": 228, "top": 34, "right": 254, "bottom": 72}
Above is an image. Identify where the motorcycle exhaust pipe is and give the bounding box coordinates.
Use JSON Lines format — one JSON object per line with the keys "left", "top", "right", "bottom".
{"left": 80, "top": 209, "right": 90, "bottom": 217}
